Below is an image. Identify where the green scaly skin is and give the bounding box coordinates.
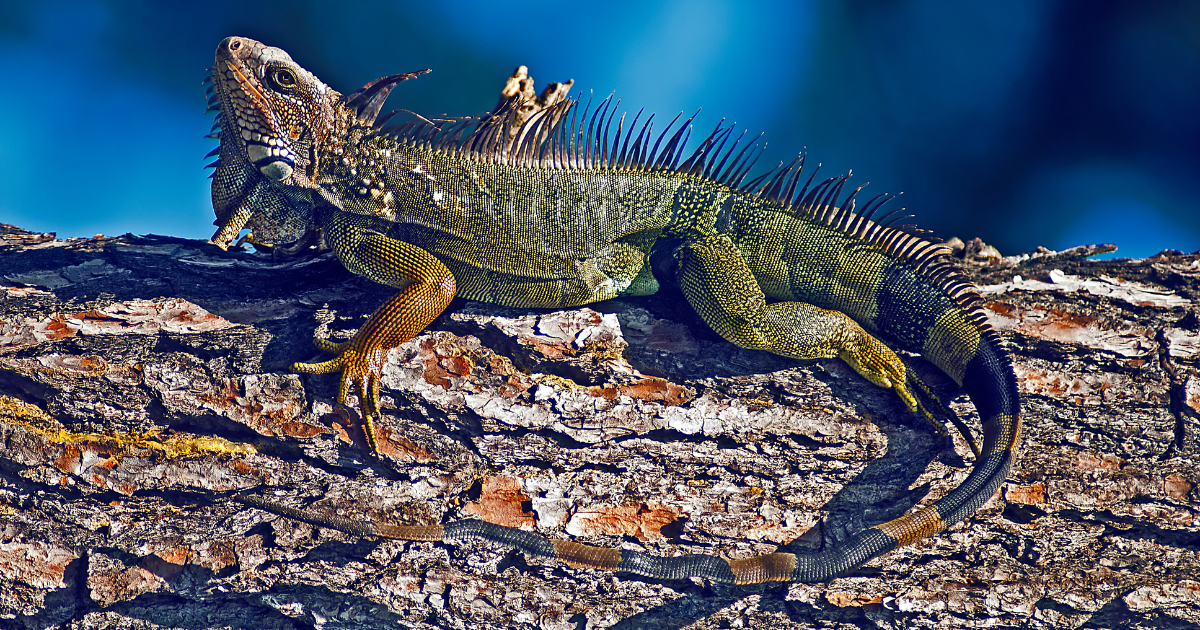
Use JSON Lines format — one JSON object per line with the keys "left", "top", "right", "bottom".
{"left": 207, "top": 36, "right": 1021, "bottom": 585}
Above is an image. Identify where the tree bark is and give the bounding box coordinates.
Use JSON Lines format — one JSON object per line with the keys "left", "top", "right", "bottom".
{"left": 1, "top": 223, "right": 1197, "bottom": 630}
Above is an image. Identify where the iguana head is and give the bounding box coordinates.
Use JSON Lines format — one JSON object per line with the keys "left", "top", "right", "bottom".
{"left": 207, "top": 36, "right": 342, "bottom": 249}
{"left": 207, "top": 37, "right": 429, "bottom": 249}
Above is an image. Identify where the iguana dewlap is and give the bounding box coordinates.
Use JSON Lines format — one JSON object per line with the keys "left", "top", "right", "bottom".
{"left": 206, "top": 36, "right": 1020, "bottom": 585}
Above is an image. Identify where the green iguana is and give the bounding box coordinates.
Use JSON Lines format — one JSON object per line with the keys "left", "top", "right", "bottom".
{"left": 205, "top": 36, "right": 1021, "bottom": 585}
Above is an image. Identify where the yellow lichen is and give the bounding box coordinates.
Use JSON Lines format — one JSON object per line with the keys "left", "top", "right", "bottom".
{"left": 0, "top": 394, "right": 256, "bottom": 460}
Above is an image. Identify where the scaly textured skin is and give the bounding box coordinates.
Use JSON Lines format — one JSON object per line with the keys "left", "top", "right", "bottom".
{"left": 207, "top": 36, "right": 1021, "bottom": 584}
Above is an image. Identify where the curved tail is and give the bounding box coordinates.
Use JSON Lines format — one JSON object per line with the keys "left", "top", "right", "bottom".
{"left": 237, "top": 342, "right": 1018, "bottom": 586}
{"left": 787, "top": 336, "right": 1021, "bottom": 582}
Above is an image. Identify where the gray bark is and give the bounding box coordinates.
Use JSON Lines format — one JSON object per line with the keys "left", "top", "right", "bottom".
{"left": 1, "top": 223, "right": 1198, "bottom": 630}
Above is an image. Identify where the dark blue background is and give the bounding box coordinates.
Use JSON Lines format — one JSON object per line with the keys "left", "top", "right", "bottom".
{"left": 2, "top": 0, "right": 1197, "bottom": 258}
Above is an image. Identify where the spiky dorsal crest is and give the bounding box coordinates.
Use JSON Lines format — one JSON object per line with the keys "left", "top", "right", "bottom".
{"left": 365, "top": 91, "right": 993, "bottom": 333}
{"left": 345, "top": 71, "right": 431, "bottom": 126}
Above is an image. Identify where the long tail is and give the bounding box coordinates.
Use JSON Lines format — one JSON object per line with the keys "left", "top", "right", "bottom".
{"left": 786, "top": 338, "right": 1021, "bottom": 582}
{"left": 236, "top": 353, "right": 1018, "bottom": 586}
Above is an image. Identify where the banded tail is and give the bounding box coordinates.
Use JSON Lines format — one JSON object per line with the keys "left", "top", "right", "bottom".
{"left": 235, "top": 341, "right": 1018, "bottom": 585}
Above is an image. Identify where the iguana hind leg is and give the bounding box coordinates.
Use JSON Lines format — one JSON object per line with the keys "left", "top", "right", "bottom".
{"left": 676, "top": 233, "right": 929, "bottom": 419}
{"left": 295, "top": 212, "right": 456, "bottom": 453}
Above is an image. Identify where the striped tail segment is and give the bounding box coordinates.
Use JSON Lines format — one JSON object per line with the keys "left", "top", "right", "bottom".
{"left": 800, "top": 336, "right": 1022, "bottom": 581}
{"left": 236, "top": 364, "right": 1017, "bottom": 587}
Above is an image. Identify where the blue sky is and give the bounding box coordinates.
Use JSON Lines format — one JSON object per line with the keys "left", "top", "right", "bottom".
{"left": 1, "top": 0, "right": 1196, "bottom": 258}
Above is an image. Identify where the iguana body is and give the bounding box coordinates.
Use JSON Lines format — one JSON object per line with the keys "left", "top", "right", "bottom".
{"left": 206, "top": 36, "right": 1021, "bottom": 585}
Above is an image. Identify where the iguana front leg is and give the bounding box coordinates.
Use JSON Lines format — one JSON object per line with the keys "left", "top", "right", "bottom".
{"left": 294, "top": 210, "right": 456, "bottom": 453}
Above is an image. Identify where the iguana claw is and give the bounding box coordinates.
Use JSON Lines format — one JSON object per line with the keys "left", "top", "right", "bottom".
{"left": 836, "top": 327, "right": 980, "bottom": 458}
{"left": 292, "top": 336, "right": 389, "bottom": 453}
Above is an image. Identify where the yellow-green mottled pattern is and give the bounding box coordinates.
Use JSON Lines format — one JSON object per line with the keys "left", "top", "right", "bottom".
{"left": 330, "top": 134, "right": 681, "bottom": 307}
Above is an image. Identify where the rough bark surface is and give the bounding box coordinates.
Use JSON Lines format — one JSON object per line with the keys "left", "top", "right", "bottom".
{"left": 1, "top": 223, "right": 1198, "bottom": 630}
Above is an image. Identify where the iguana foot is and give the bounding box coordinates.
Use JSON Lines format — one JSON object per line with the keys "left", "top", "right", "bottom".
{"left": 293, "top": 335, "right": 388, "bottom": 453}
{"left": 835, "top": 328, "right": 980, "bottom": 456}
{"left": 836, "top": 326, "right": 920, "bottom": 411}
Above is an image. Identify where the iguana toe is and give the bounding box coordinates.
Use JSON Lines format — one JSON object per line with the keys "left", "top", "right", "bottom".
{"left": 293, "top": 341, "right": 389, "bottom": 454}
{"left": 312, "top": 337, "right": 347, "bottom": 353}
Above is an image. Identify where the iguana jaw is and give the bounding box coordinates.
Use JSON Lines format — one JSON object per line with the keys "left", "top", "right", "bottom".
{"left": 208, "top": 36, "right": 342, "bottom": 249}
{"left": 212, "top": 37, "right": 308, "bottom": 183}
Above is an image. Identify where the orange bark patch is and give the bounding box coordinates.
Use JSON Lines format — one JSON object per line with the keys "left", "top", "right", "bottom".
{"left": 0, "top": 541, "right": 77, "bottom": 589}
{"left": 497, "top": 375, "right": 532, "bottom": 398}
{"left": 463, "top": 476, "right": 535, "bottom": 530}
{"left": 618, "top": 378, "right": 693, "bottom": 406}
{"left": 1005, "top": 483, "right": 1047, "bottom": 505}
{"left": 584, "top": 377, "right": 692, "bottom": 405}
{"left": 419, "top": 337, "right": 472, "bottom": 389}
{"left": 1013, "top": 364, "right": 1129, "bottom": 405}
{"left": 565, "top": 502, "right": 682, "bottom": 541}
{"left": 376, "top": 430, "right": 434, "bottom": 463}
{"left": 583, "top": 385, "right": 620, "bottom": 401}
{"left": 74, "top": 310, "right": 126, "bottom": 324}
{"left": 42, "top": 317, "right": 77, "bottom": 340}
{"left": 138, "top": 549, "right": 189, "bottom": 582}
{"left": 182, "top": 376, "right": 308, "bottom": 437}
{"left": 230, "top": 460, "right": 259, "bottom": 476}
{"left": 155, "top": 546, "right": 192, "bottom": 565}
{"left": 193, "top": 541, "right": 238, "bottom": 572}
{"left": 273, "top": 421, "right": 329, "bottom": 438}
{"left": 1186, "top": 378, "right": 1200, "bottom": 414}
{"left": 54, "top": 444, "right": 82, "bottom": 475}
{"left": 1164, "top": 474, "right": 1194, "bottom": 500}
{"left": 328, "top": 413, "right": 356, "bottom": 445}
{"left": 1076, "top": 451, "right": 1123, "bottom": 471}
{"left": 439, "top": 355, "right": 472, "bottom": 378}
{"left": 986, "top": 301, "right": 1153, "bottom": 357}
{"left": 984, "top": 302, "right": 1017, "bottom": 317}
{"left": 826, "top": 591, "right": 884, "bottom": 607}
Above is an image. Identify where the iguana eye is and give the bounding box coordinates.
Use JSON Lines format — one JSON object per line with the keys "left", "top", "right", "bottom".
{"left": 272, "top": 69, "right": 297, "bottom": 89}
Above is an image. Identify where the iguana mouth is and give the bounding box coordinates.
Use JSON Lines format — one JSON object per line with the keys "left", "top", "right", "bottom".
{"left": 213, "top": 37, "right": 297, "bottom": 182}
{"left": 207, "top": 36, "right": 328, "bottom": 250}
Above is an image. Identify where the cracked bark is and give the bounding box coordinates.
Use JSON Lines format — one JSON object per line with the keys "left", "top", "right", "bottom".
{"left": 2, "top": 228, "right": 1199, "bottom": 630}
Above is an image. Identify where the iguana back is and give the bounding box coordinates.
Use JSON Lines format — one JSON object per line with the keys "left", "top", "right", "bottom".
{"left": 330, "top": 132, "right": 684, "bottom": 306}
